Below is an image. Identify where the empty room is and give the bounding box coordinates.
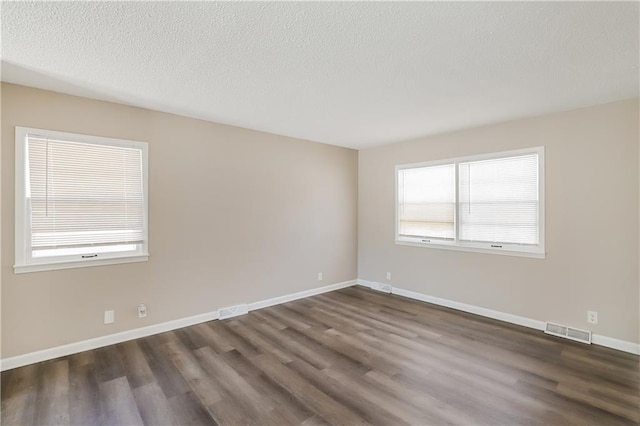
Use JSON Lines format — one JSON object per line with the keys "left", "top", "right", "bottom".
{"left": 1, "top": 1, "right": 639, "bottom": 425}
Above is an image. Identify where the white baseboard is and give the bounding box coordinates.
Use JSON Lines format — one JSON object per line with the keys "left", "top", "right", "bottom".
{"left": 591, "top": 334, "right": 640, "bottom": 355}
{"left": 248, "top": 279, "right": 357, "bottom": 311}
{"left": 0, "top": 279, "right": 358, "bottom": 372}
{"left": 0, "top": 310, "right": 220, "bottom": 372}
{"left": 357, "top": 279, "right": 640, "bottom": 356}
{"left": 391, "top": 286, "right": 546, "bottom": 331}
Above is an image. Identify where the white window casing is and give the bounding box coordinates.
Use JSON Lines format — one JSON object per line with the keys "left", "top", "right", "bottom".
{"left": 15, "top": 127, "right": 149, "bottom": 273}
{"left": 396, "top": 147, "right": 545, "bottom": 258}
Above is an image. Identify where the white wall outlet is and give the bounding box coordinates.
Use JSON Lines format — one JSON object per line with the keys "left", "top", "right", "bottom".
{"left": 386, "top": 272, "right": 392, "bottom": 280}
{"left": 104, "top": 310, "right": 115, "bottom": 324}
{"left": 587, "top": 310, "right": 598, "bottom": 324}
{"left": 138, "top": 304, "right": 147, "bottom": 318}
{"left": 318, "top": 272, "right": 323, "bottom": 281}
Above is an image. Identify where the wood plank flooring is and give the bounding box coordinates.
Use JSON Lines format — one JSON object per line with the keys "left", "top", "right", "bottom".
{"left": 2, "top": 286, "right": 639, "bottom": 425}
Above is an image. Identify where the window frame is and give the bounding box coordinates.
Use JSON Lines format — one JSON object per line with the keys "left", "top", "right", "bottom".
{"left": 395, "top": 147, "right": 545, "bottom": 259}
{"left": 14, "top": 126, "right": 150, "bottom": 273}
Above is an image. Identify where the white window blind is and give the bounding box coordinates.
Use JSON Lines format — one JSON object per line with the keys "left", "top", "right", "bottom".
{"left": 27, "top": 137, "right": 145, "bottom": 254}
{"left": 398, "top": 164, "right": 455, "bottom": 240}
{"left": 458, "top": 154, "right": 539, "bottom": 245}
{"left": 396, "top": 147, "right": 544, "bottom": 258}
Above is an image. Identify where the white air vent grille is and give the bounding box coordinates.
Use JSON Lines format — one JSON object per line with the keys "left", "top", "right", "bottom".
{"left": 218, "top": 304, "right": 248, "bottom": 320}
{"left": 544, "top": 322, "right": 591, "bottom": 344}
{"left": 370, "top": 282, "right": 392, "bottom": 294}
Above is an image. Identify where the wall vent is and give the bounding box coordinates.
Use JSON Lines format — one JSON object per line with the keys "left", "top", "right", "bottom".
{"left": 370, "top": 282, "right": 392, "bottom": 294}
{"left": 544, "top": 322, "right": 591, "bottom": 344}
{"left": 218, "top": 304, "right": 248, "bottom": 320}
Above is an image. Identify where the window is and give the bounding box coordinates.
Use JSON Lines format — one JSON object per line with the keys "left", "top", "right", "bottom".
{"left": 396, "top": 147, "right": 544, "bottom": 258}
{"left": 15, "top": 127, "right": 149, "bottom": 273}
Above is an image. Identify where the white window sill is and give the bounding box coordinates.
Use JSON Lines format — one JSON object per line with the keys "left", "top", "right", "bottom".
{"left": 14, "top": 254, "right": 149, "bottom": 274}
{"left": 395, "top": 240, "right": 545, "bottom": 259}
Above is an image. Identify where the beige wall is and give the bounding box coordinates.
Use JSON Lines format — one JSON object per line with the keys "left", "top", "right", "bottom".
{"left": 2, "top": 83, "right": 637, "bottom": 359}
{"left": 0, "top": 83, "right": 3, "bottom": 361}
{"left": 1, "top": 83, "right": 358, "bottom": 358}
{"left": 359, "top": 98, "right": 640, "bottom": 344}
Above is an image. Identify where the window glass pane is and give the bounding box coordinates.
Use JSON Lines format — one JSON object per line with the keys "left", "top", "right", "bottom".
{"left": 398, "top": 164, "right": 455, "bottom": 239}
{"left": 458, "top": 154, "right": 538, "bottom": 245}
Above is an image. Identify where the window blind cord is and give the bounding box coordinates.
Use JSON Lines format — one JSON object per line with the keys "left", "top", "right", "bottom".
{"left": 122, "top": 151, "right": 129, "bottom": 243}
{"left": 45, "top": 138, "right": 49, "bottom": 218}
{"left": 401, "top": 173, "right": 405, "bottom": 218}
{"left": 120, "top": 152, "right": 129, "bottom": 240}
{"left": 468, "top": 166, "right": 471, "bottom": 214}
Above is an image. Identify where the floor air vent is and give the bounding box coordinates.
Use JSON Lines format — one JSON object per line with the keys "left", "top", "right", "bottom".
{"left": 370, "top": 282, "right": 392, "bottom": 293}
{"left": 218, "top": 304, "right": 248, "bottom": 320}
{"left": 544, "top": 322, "right": 591, "bottom": 344}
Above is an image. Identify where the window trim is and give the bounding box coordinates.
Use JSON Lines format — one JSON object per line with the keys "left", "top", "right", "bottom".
{"left": 395, "top": 147, "right": 545, "bottom": 259}
{"left": 14, "top": 126, "right": 150, "bottom": 273}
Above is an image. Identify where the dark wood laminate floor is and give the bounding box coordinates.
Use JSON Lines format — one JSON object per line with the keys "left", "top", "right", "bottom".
{"left": 2, "top": 286, "right": 639, "bottom": 425}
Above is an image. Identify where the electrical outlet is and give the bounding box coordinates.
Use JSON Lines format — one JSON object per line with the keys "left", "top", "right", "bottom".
{"left": 587, "top": 311, "right": 598, "bottom": 324}
{"left": 104, "top": 310, "right": 115, "bottom": 324}
{"left": 318, "top": 272, "right": 323, "bottom": 281}
{"left": 386, "top": 272, "right": 391, "bottom": 280}
{"left": 138, "top": 304, "right": 147, "bottom": 318}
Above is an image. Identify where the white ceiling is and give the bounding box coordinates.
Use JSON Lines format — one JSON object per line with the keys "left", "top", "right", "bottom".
{"left": 2, "top": 2, "right": 638, "bottom": 149}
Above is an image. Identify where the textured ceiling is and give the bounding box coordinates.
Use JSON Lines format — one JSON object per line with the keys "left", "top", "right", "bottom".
{"left": 2, "top": 2, "right": 638, "bottom": 149}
